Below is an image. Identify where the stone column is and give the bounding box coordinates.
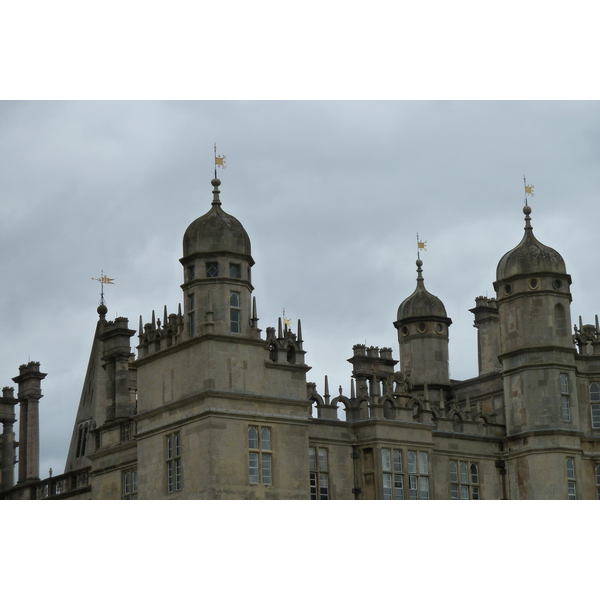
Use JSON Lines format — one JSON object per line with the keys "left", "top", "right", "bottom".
{"left": 12, "top": 362, "right": 47, "bottom": 482}
{"left": 0, "top": 387, "right": 18, "bottom": 490}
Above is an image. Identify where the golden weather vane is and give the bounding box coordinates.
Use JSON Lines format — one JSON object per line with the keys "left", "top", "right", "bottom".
{"left": 283, "top": 308, "right": 291, "bottom": 329}
{"left": 524, "top": 175, "right": 534, "bottom": 205}
{"left": 416, "top": 232, "right": 427, "bottom": 259}
{"left": 91, "top": 270, "right": 114, "bottom": 305}
{"left": 214, "top": 143, "right": 226, "bottom": 177}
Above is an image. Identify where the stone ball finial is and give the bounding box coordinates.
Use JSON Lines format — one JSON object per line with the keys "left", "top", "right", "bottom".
{"left": 97, "top": 303, "right": 108, "bottom": 316}
{"left": 523, "top": 205, "right": 532, "bottom": 215}
{"left": 416, "top": 259, "right": 423, "bottom": 267}
{"left": 211, "top": 178, "right": 221, "bottom": 187}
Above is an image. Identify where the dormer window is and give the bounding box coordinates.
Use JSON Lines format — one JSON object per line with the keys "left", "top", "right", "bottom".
{"left": 206, "top": 262, "right": 219, "bottom": 278}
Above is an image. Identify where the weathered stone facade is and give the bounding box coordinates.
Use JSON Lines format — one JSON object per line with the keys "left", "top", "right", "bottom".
{"left": 2, "top": 179, "right": 600, "bottom": 500}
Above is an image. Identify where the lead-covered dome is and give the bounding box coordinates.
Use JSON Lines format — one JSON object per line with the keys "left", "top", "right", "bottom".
{"left": 183, "top": 178, "right": 252, "bottom": 260}
{"left": 496, "top": 205, "right": 566, "bottom": 281}
{"left": 397, "top": 260, "right": 448, "bottom": 321}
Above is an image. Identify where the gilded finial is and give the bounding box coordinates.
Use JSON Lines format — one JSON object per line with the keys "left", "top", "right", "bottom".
{"left": 283, "top": 308, "right": 291, "bottom": 329}
{"left": 524, "top": 175, "right": 534, "bottom": 206}
{"left": 91, "top": 270, "right": 115, "bottom": 307}
{"left": 214, "top": 143, "right": 226, "bottom": 178}
{"left": 416, "top": 232, "right": 427, "bottom": 260}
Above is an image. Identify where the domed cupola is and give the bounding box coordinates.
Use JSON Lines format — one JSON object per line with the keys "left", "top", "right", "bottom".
{"left": 496, "top": 205, "right": 566, "bottom": 283}
{"left": 394, "top": 259, "right": 452, "bottom": 389}
{"left": 397, "top": 259, "right": 449, "bottom": 322}
{"left": 493, "top": 204, "right": 573, "bottom": 357}
{"left": 182, "top": 178, "right": 253, "bottom": 263}
{"left": 180, "top": 178, "right": 258, "bottom": 340}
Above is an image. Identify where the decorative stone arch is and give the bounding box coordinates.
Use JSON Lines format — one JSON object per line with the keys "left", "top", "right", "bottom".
{"left": 286, "top": 343, "right": 298, "bottom": 364}
{"left": 331, "top": 394, "right": 351, "bottom": 410}
{"left": 307, "top": 382, "right": 324, "bottom": 417}
{"left": 382, "top": 395, "right": 400, "bottom": 419}
{"left": 446, "top": 407, "right": 468, "bottom": 422}
{"left": 473, "top": 410, "right": 492, "bottom": 425}
{"left": 430, "top": 404, "right": 441, "bottom": 420}
{"left": 405, "top": 395, "right": 425, "bottom": 419}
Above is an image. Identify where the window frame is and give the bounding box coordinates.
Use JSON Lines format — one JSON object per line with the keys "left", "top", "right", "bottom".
{"left": 248, "top": 426, "right": 273, "bottom": 486}
{"left": 566, "top": 457, "right": 576, "bottom": 500}
{"left": 309, "top": 446, "right": 330, "bottom": 500}
{"left": 75, "top": 421, "right": 90, "bottom": 458}
{"left": 382, "top": 449, "right": 428, "bottom": 500}
{"left": 449, "top": 460, "right": 480, "bottom": 500}
{"left": 230, "top": 291, "right": 241, "bottom": 333}
{"left": 166, "top": 432, "right": 182, "bottom": 494}
{"left": 206, "top": 262, "right": 219, "bottom": 278}
{"left": 382, "top": 448, "right": 404, "bottom": 500}
{"left": 187, "top": 292, "right": 195, "bottom": 337}
{"left": 187, "top": 264, "right": 195, "bottom": 282}
{"left": 560, "top": 373, "right": 571, "bottom": 422}
{"left": 122, "top": 469, "right": 138, "bottom": 499}
{"left": 590, "top": 383, "right": 600, "bottom": 429}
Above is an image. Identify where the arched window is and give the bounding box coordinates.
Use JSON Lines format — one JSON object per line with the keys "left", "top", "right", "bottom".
{"left": 590, "top": 383, "right": 600, "bottom": 429}
{"left": 554, "top": 304, "right": 567, "bottom": 335}
{"left": 248, "top": 426, "right": 272, "bottom": 485}
{"left": 381, "top": 449, "right": 391, "bottom": 472}
{"left": 261, "top": 427, "right": 271, "bottom": 450}
{"left": 470, "top": 463, "right": 479, "bottom": 483}
{"left": 407, "top": 451, "right": 417, "bottom": 474}
{"left": 449, "top": 461, "right": 458, "bottom": 483}
{"left": 381, "top": 448, "right": 403, "bottom": 500}
{"left": 450, "top": 460, "right": 480, "bottom": 499}
{"left": 248, "top": 426, "right": 258, "bottom": 449}
{"left": 560, "top": 374, "right": 571, "bottom": 422}
{"left": 286, "top": 346, "right": 296, "bottom": 364}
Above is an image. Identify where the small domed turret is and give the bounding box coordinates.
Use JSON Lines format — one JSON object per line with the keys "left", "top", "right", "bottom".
{"left": 496, "top": 205, "right": 566, "bottom": 281}
{"left": 397, "top": 259, "right": 448, "bottom": 321}
{"left": 493, "top": 203, "right": 573, "bottom": 360}
{"left": 182, "top": 178, "right": 252, "bottom": 260}
{"left": 180, "top": 178, "right": 257, "bottom": 340}
{"left": 394, "top": 260, "right": 452, "bottom": 391}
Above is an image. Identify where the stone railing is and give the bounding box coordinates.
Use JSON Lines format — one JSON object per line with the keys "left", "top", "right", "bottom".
{"left": 35, "top": 467, "right": 91, "bottom": 499}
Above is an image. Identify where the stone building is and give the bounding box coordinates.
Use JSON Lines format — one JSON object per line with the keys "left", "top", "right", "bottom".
{"left": 2, "top": 178, "right": 600, "bottom": 500}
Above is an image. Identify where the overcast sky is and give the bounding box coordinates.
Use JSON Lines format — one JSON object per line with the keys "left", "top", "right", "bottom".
{"left": 1, "top": 101, "right": 600, "bottom": 477}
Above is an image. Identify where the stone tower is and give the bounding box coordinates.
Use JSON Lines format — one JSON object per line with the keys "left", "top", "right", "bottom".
{"left": 394, "top": 259, "right": 452, "bottom": 407}
{"left": 494, "top": 205, "right": 577, "bottom": 498}
{"left": 131, "top": 177, "right": 311, "bottom": 499}
{"left": 180, "top": 177, "right": 259, "bottom": 340}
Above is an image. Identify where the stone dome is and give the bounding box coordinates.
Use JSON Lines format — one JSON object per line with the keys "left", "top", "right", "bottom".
{"left": 397, "top": 260, "right": 448, "bottom": 321}
{"left": 496, "top": 206, "right": 566, "bottom": 282}
{"left": 182, "top": 178, "right": 252, "bottom": 260}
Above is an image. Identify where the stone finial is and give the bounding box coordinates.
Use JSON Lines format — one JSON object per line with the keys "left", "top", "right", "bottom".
{"left": 211, "top": 178, "right": 222, "bottom": 206}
